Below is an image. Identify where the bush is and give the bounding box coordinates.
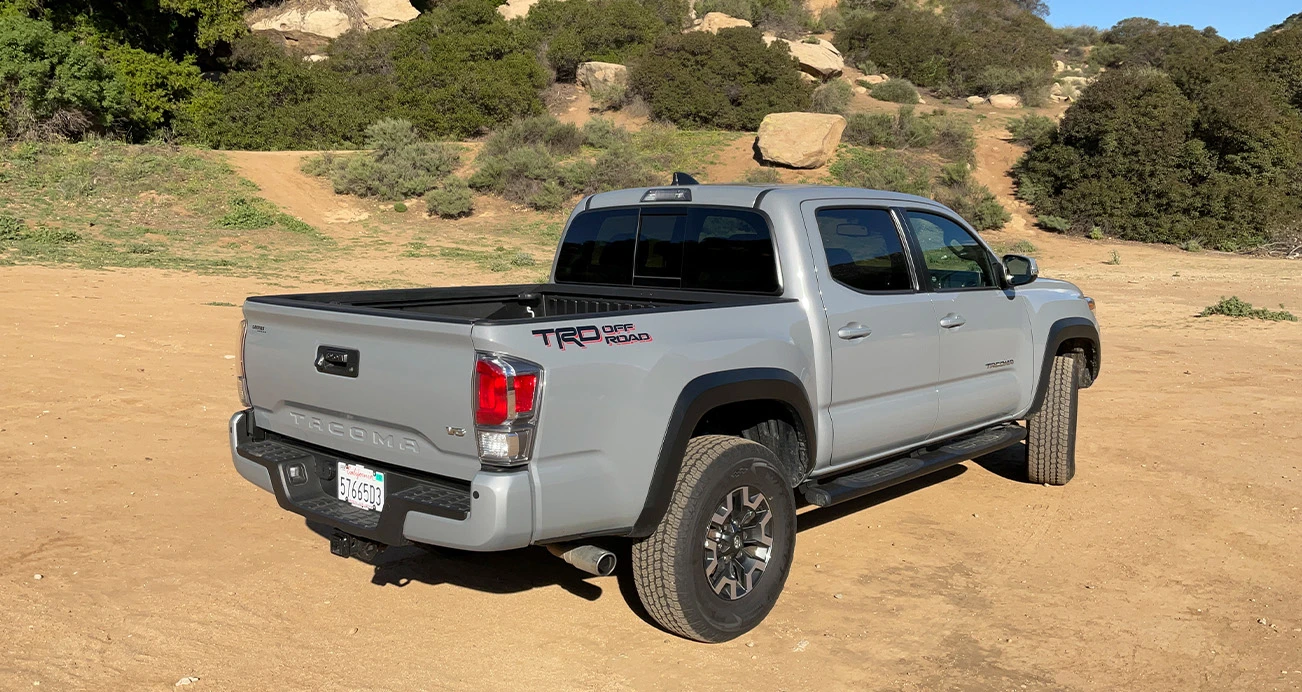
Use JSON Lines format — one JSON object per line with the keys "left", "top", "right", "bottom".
{"left": 106, "top": 45, "right": 205, "bottom": 136}
{"left": 483, "top": 116, "right": 584, "bottom": 157}
{"left": 1199, "top": 296, "right": 1297, "bottom": 322}
{"left": 1036, "top": 215, "right": 1071, "bottom": 232}
{"left": 181, "top": 3, "right": 548, "bottom": 149}
{"left": 695, "top": 0, "right": 810, "bottom": 35}
{"left": 829, "top": 149, "right": 931, "bottom": 197}
{"left": 843, "top": 106, "right": 973, "bottom": 162}
{"left": 811, "top": 80, "right": 854, "bottom": 114}
{"left": 870, "top": 79, "right": 920, "bottom": 104}
{"left": 425, "top": 176, "right": 476, "bottom": 218}
{"left": 217, "top": 198, "right": 277, "bottom": 229}
{"left": 393, "top": 202, "right": 407, "bottom": 212}
{"left": 835, "top": 0, "right": 1056, "bottom": 98}
{"left": 970, "top": 66, "right": 1054, "bottom": 105}
{"left": 1007, "top": 114, "right": 1057, "bottom": 147}
{"left": 523, "top": 0, "right": 669, "bottom": 82}
{"left": 0, "top": 214, "right": 24, "bottom": 241}
{"left": 583, "top": 117, "right": 632, "bottom": 149}
{"left": 744, "top": 167, "right": 782, "bottom": 183}
{"left": 630, "top": 27, "right": 813, "bottom": 130}
{"left": 470, "top": 145, "right": 570, "bottom": 209}
{"left": 932, "top": 162, "right": 1010, "bottom": 230}
{"left": 589, "top": 82, "right": 629, "bottom": 111}
{"left": 301, "top": 119, "right": 461, "bottom": 201}
{"left": 0, "top": 17, "right": 126, "bottom": 140}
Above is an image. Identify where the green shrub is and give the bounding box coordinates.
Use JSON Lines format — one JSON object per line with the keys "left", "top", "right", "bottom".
{"left": 1087, "top": 227, "right": 1104, "bottom": 240}
{"left": 393, "top": 202, "right": 407, "bottom": 212}
{"left": 105, "top": 45, "right": 205, "bottom": 135}
{"left": 1199, "top": 296, "right": 1297, "bottom": 322}
{"left": 0, "top": 214, "right": 23, "bottom": 241}
{"left": 829, "top": 149, "right": 931, "bottom": 197}
{"left": 1007, "top": 114, "right": 1057, "bottom": 147}
{"left": 811, "top": 80, "right": 853, "bottom": 114}
{"left": 843, "top": 106, "right": 973, "bottom": 163}
{"left": 1014, "top": 53, "right": 1302, "bottom": 250}
{"left": 181, "top": 3, "right": 548, "bottom": 149}
{"left": 425, "top": 176, "right": 476, "bottom": 218}
{"left": 695, "top": 0, "right": 810, "bottom": 35}
{"left": 870, "top": 78, "right": 919, "bottom": 104}
{"left": 483, "top": 116, "right": 585, "bottom": 157}
{"left": 523, "top": 0, "right": 669, "bottom": 82}
{"left": 0, "top": 17, "right": 126, "bottom": 140}
{"left": 470, "top": 145, "right": 567, "bottom": 208}
{"left": 584, "top": 145, "right": 659, "bottom": 193}
{"left": 1036, "top": 215, "right": 1071, "bottom": 232}
{"left": 843, "top": 112, "right": 897, "bottom": 147}
{"left": 1180, "top": 239, "right": 1202, "bottom": 252}
{"left": 301, "top": 119, "right": 461, "bottom": 201}
{"left": 583, "top": 117, "right": 632, "bottom": 149}
{"left": 972, "top": 66, "right": 1054, "bottom": 105}
{"left": 217, "top": 198, "right": 277, "bottom": 229}
{"left": 630, "top": 27, "right": 813, "bottom": 130}
{"left": 589, "top": 82, "right": 629, "bottom": 111}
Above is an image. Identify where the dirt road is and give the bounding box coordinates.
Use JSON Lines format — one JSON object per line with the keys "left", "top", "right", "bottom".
{"left": 3, "top": 227, "right": 1300, "bottom": 690}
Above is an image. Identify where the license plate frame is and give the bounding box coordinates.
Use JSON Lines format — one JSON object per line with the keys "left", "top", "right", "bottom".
{"left": 337, "top": 462, "right": 385, "bottom": 512}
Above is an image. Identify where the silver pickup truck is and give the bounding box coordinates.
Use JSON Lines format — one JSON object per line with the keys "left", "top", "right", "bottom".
{"left": 229, "top": 182, "right": 1100, "bottom": 642}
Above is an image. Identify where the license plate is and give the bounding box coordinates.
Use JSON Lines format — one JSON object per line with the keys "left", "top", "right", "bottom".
{"left": 337, "top": 462, "right": 385, "bottom": 512}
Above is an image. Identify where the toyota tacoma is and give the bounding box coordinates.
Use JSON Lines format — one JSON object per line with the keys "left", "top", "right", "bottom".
{"left": 229, "top": 180, "right": 1100, "bottom": 642}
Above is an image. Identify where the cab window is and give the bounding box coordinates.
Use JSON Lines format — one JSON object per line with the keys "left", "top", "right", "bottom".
{"left": 905, "top": 211, "right": 998, "bottom": 290}
{"left": 815, "top": 208, "right": 913, "bottom": 293}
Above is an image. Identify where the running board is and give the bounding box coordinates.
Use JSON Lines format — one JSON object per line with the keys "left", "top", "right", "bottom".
{"left": 801, "top": 424, "right": 1026, "bottom": 507}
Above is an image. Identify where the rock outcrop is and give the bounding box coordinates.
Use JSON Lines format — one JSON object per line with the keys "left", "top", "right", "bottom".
{"left": 756, "top": 112, "right": 846, "bottom": 169}
{"left": 247, "top": 0, "right": 418, "bottom": 48}
{"left": 496, "top": 0, "right": 540, "bottom": 20}
{"left": 763, "top": 34, "right": 844, "bottom": 80}
{"left": 688, "top": 12, "right": 752, "bottom": 33}
{"left": 576, "top": 62, "right": 629, "bottom": 90}
{"left": 989, "top": 94, "right": 1022, "bottom": 109}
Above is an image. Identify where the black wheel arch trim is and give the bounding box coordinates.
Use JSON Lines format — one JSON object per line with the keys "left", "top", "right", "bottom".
{"left": 629, "top": 367, "right": 816, "bottom": 538}
{"left": 1027, "top": 316, "right": 1101, "bottom": 416}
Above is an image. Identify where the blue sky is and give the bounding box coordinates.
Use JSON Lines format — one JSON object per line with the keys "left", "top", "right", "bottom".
{"left": 1047, "top": 0, "right": 1295, "bottom": 40}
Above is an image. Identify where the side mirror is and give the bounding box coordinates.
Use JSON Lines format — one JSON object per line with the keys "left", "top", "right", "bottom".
{"left": 1002, "top": 254, "right": 1038, "bottom": 287}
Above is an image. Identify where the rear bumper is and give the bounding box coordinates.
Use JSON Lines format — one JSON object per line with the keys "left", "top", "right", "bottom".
{"left": 228, "top": 410, "right": 533, "bottom": 551}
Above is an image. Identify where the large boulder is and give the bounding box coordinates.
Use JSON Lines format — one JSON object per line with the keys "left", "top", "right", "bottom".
{"left": 863, "top": 74, "right": 888, "bottom": 85}
{"left": 757, "top": 112, "right": 846, "bottom": 169}
{"left": 248, "top": 0, "right": 418, "bottom": 48}
{"left": 688, "top": 12, "right": 752, "bottom": 33}
{"left": 763, "top": 34, "right": 844, "bottom": 80}
{"left": 576, "top": 62, "right": 629, "bottom": 90}
{"left": 966, "top": 95, "right": 988, "bottom": 106}
{"left": 359, "top": 0, "right": 419, "bottom": 29}
{"left": 496, "top": 0, "right": 540, "bottom": 20}
{"left": 989, "top": 93, "right": 1023, "bottom": 109}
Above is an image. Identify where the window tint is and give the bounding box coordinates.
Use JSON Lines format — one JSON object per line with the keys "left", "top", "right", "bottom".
{"left": 905, "top": 211, "right": 997, "bottom": 290}
{"left": 555, "top": 207, "right": 779, "bottom": 293}
{"left": 815, "top": 208, "right": 912, "bottom": 292}
{"left": 554, "top": 208, "right": 638, "bottom": 285}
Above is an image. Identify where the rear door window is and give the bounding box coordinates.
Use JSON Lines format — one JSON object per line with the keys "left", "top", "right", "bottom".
{"left": 556, "top": 207, "right": 779, "bottom": 293}
{"left": 814, "top": 208, "right": 914, "bottom": 293}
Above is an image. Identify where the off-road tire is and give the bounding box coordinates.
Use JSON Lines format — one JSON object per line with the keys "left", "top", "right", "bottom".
{"left": 631, "top": 435, "right": 796, "bottom": 643}
{"left": 1027, "top": 353, "right": 1081, "bottom": 485}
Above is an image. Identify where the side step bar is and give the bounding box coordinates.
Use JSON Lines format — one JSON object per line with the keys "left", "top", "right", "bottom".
{"left": 801, "top": 423, "right": 1026, "bottom": 507}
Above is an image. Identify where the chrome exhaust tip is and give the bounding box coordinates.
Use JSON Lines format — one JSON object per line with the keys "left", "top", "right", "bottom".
{"left": 547, "top": 543, "right": 617, "bottom": 576}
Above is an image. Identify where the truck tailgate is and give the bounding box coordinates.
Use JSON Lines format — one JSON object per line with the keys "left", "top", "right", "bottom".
{"left": 241, "top": 300, "right": 481, "bottom": 481}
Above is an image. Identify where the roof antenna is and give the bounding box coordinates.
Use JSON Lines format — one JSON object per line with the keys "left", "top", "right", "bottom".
{"left": 671, "top": 171, "right": 700, "bottom": 185}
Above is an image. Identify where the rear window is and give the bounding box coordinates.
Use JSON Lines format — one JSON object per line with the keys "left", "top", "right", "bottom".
{"left": 554, "top": 206, "right": 779, "bottom": 293}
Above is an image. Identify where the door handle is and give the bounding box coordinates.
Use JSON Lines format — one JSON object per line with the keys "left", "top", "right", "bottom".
{"left": 837, "top": 323, "right": 873, "bottom": 340}
{"left": 939, "top": 313, "right": 966, "bottom": 329}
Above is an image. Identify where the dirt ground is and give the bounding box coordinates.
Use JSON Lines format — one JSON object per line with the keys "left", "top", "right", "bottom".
{"left": 4, "top": 134, "right": 1302, "bottom": 691}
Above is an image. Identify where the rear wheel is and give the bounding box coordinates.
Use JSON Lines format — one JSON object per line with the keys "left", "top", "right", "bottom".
{"left": 631, "top": 435, "right": 796, "bottom": 642}
{"left": 1027, "top": 353, "right": 1081, "bottom": 485}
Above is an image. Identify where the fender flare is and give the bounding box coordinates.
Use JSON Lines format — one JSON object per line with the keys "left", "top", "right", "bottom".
{"left": 1027, "top": 316, "right": 1101, "bottom": 416}
{"left": 629, "top": 368, "right": 815, "bottom": 537}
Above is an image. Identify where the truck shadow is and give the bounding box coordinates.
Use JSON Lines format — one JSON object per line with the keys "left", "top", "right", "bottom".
{"left": 967, "top": 441, "right": 1036, "bottom": 484}
{"left": 305, "top": 522, "right": 607, "bottom": 601}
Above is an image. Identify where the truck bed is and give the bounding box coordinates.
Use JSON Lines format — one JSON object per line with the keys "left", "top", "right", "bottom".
{"left": 246, "top": 284, "right": 784, "bottom": 324}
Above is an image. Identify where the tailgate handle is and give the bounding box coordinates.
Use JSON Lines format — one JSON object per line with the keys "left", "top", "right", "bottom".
{"left": 315, "top": 346, "right": 360, "bottom": 378}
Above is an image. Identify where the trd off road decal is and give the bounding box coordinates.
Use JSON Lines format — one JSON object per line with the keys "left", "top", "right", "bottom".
{"left": 532, "top": 323, "right": 653, "bottom": 350}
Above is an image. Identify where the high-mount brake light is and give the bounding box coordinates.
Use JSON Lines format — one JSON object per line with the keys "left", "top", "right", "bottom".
{"left": 473, "top": 353, "right": 542, "bottom": 466}
{"left": 641, "top": 188, "right": 692, "bottom": 203}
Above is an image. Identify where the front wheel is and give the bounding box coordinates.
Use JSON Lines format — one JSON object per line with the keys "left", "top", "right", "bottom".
{"left": 631, "top": 435, "right": 796, "bottom": 642}
{"left": 1027, "top": 353, "right": 1081, "bottom": 485}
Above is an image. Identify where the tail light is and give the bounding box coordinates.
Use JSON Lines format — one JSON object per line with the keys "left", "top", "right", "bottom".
{"left": 237, "top": 319, "right": 251, "bottom": 407}
{"left": 473, "top": 353, "right": 542, "bottom": 466}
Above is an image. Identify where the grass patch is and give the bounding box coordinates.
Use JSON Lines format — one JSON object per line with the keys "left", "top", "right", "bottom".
{"left": 993, "top": 239, "right": 1037, "bottom": 255}
{"left": 1199, "top": 297, "right": 1297, "bottom": 322}
{"left": 204, "top": 301, "right": 239, "bottom": 307}
{"left": 0, "top": 141, "right": 327, "bottom": 274}
{"left": 434, "top": 245, "right": 539, "bottom": 273}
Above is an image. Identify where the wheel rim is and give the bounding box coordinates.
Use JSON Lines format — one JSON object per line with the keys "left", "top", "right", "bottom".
{"left": 703, "top": 485, "right": 774, "bottom": 600}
